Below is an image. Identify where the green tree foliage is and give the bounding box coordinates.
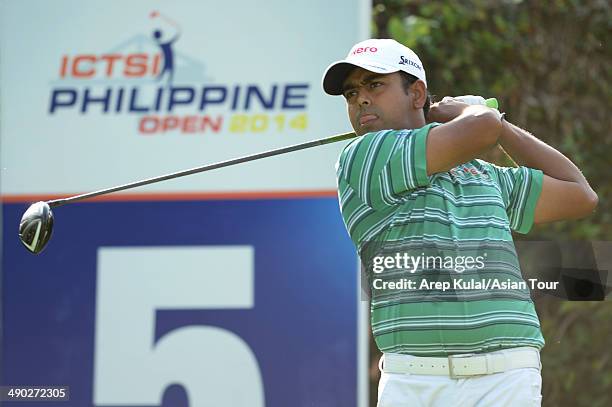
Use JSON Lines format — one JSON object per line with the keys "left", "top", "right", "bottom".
{"left": 369, "top": 1, "right": 611, "bottom": 406}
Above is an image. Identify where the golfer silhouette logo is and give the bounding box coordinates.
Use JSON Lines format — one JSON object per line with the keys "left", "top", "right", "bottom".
{"left": 150, "top": 11, "right": 181, "bottom": 85}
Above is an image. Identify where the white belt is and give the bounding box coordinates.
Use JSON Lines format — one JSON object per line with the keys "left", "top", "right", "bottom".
{"left": 380, "top": 347, "right": 541, "bottom": 379}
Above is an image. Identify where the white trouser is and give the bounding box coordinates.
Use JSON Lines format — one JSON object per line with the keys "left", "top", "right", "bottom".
{"left": 377, "top": 349, "right": 542, "bottom": 407}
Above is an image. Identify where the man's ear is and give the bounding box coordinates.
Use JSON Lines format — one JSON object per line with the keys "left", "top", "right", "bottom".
{"left": 410, "top": 80, "right": 428, "bottom": 110}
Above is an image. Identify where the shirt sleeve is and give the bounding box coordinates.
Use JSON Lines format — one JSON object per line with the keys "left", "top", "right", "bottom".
{"left": 335, "top": 123, "right": 439, "bottom": 210}
{"left": 488, "top": 163, "right": 544, "bottom": 234}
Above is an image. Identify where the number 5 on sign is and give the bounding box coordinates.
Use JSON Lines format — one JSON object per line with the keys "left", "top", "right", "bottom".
{"left": 93, "top": 246, "right": 264, "bottom": 406}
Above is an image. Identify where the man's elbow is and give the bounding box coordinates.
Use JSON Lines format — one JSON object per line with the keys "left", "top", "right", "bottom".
{"left": 576, "top": 188, "right": 598, "bottom": 218}
{"left": 584, "top": 189, "right": 599, "bottom": 213}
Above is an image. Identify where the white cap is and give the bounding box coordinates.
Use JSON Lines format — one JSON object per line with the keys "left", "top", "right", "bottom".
{"left": 322, "top": 39, "right": 427, "bottom": 95}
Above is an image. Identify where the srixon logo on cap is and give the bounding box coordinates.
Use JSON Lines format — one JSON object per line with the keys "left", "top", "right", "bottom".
{"left": 351, "top": 46, "right": 378, "bottom": 55}
{"left": 399, "top": 56, "right": 422, "bottom": 70}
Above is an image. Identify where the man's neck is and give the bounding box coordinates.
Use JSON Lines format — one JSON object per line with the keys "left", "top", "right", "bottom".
{"left": 406, "top": 113, "right": 427, "bottom": 129}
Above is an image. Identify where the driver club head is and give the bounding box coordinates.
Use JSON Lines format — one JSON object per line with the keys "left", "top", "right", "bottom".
{"left": 19, "top": 201, "right": 54, "bottom": 254}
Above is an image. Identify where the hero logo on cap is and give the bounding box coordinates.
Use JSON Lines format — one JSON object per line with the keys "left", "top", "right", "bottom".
{"left": 322, "top": 39, "right": 427, "bottom": 96}
{"left": 351, "top": 46, "right": 378, "bottom": 55}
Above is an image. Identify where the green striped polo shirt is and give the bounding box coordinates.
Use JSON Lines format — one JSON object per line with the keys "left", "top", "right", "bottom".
{"left": 336, "top": 123, "right": 545, "bottom": 356}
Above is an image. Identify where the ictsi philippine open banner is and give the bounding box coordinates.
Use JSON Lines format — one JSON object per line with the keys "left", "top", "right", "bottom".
{"left": 0, "top": 0, "right": 371, "bottom": 405}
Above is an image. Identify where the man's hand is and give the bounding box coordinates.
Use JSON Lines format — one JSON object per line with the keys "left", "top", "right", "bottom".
{"left": 426, "top": 97, "right": 471, "bottom": 123}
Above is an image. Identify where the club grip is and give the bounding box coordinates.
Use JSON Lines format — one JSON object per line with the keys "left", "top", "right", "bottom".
{"left": 484, "top": 98, "right": 498, "bottom": 109}
{"left": 452, "top": 95, "right": 499, "bottom": 109}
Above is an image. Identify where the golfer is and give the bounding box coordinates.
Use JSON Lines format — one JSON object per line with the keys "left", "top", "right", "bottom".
{"left": 323, "top": 39, "right": 597, "bottom": 406}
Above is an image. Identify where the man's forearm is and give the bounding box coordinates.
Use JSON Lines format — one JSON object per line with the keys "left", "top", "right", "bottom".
{"left": 426, "top": 105, "right": 502, "bottom": 175}
{"left": 499, "top": 119, "right": 598, "bottom": 222}
{"left": 498, "top": 120, "right": 592, "bottom": 189}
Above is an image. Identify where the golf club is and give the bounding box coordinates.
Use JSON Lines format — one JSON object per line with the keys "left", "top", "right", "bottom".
{"left": 19, "top": 97, "right": 499, "bottom": 255}
{"left": 19, "top": 131, "right": 356, "bottom": 254}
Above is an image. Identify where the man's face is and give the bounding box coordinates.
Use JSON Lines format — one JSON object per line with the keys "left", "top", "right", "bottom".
{"left": 341, "top": 67, "right": 415, "bottom": 136}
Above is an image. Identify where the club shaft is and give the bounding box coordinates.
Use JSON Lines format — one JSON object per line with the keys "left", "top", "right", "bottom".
{"left": 47, "top": 131, "right": 357, "bottom": 208}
